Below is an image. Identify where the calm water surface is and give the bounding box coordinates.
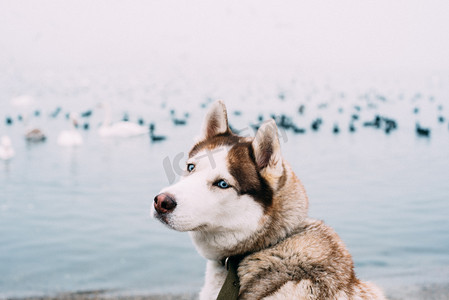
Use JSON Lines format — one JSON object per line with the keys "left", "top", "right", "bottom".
{"left": 1, "top": 67, "right": 449, "bottom": 297}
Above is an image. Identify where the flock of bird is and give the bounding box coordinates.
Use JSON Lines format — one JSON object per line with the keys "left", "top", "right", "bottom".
{"left": 235, "top": 100, "right": 444, "bottom": 139}
{"left": 0, "top": 96, "right": 447, "bottom": 161}
{"left": 0, "top": 101, "right": 182, "bottom": 161}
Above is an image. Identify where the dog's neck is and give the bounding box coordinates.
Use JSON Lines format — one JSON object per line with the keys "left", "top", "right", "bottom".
{"left": 190, "top": 161, "right": 309, "bottom": 261}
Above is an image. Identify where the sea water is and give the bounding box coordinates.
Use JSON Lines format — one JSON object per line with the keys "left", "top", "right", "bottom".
{"left": 1, "top": 65, "right": 448, "bottom": 297}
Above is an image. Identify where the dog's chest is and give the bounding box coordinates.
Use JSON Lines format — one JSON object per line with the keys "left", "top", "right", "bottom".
{"left": 200, "top": 260, "right": 228, "bottom": 300}
{"left": 201, "top": 255, "right": 288, "bottom": 300}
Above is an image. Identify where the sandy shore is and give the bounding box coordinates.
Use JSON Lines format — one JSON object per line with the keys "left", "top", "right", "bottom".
{"left": 384, "top": 283, "right": 449, "bottom": 300}
{"left": 5, "top": 283, "right": 449, "bottom": 300}
{"left": 5, "top": 293, "right": 198, "bottom": 300}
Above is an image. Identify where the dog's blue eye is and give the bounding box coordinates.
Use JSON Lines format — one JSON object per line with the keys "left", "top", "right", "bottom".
{"left": 187, "top": 164, "right": 195, "bottom": 172}
{"left": 216, "top": 180, "right": 229, "bottom": 189}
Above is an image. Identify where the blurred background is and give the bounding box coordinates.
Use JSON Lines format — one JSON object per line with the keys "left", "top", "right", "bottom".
{"left": 1, "top": 1, "right": 448, "bottom": 299}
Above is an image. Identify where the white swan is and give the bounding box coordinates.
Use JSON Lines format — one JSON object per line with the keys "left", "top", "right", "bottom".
{"left": 57, "top": 113, "right": 83, "bottom": 147}
{"left": 98, "top": 102, "right": 148, "bottom": 137}
{"left": 0, "top": 136, "right": 15, "bottom": 160}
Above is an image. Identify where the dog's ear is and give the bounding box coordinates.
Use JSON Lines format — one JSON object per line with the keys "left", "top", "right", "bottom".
{"left": 198, "top": 100, "right": 230, "bottom": 141}
{"left": 252, "top": 119, "right": 283, "bottom": 176}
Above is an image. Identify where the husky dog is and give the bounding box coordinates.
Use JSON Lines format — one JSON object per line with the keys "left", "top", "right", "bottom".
{"left": 153, "top": 101, "right": 385, "bottom": 299}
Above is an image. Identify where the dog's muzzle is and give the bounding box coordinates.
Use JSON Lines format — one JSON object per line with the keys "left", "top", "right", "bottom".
{"left": 154, "top": 193, "right": 177, "bottom": 215}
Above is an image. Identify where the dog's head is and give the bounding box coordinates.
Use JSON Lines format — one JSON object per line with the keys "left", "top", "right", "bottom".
{"left": 153, "top": 100, "right": 308, "bottom": 259}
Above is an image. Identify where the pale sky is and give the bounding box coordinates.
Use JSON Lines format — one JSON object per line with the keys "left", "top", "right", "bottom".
{"left": 1, "top": 0, "right": 448, "bottom": 70}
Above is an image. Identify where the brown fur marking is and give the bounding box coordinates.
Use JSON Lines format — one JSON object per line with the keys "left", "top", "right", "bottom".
{"left": 189, "top": 133, "right": 274, "bottom": 210}
{"left": 227, "top": 142, "right": 273, "bottom": 209}
{"left": 189, "top": 133, "right": 239, "bottom": 158}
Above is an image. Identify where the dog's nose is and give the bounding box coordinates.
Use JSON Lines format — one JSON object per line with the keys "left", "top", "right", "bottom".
{"left": 154, "top": 193, "right": 177, "bottom": 214}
